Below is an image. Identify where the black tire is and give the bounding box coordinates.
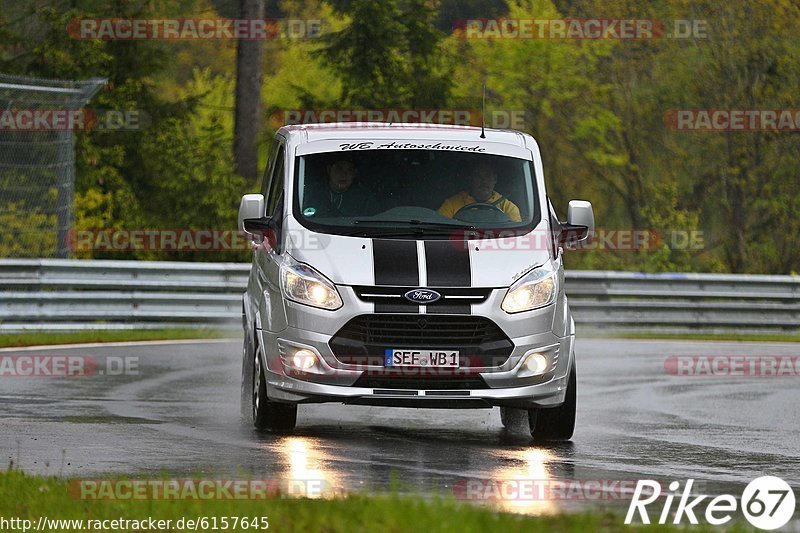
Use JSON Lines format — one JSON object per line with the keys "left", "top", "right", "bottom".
{"left": 252, "top": 344, "right": 297, "bottom": 432}
{"left": 241, "top": 336, "right": 252, "bottom": 420}
{"left": 528, "top": 364, "right": 576, "bottom": 442}
{"left": 500, "top": 406, "right": 528, "bottom": 429}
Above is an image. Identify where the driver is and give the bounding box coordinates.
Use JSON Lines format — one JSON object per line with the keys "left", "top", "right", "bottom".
{"left": 437, "top": 164, "right": 521, "bottom": 222}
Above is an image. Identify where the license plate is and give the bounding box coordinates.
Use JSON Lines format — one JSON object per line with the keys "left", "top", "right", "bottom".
{"left": 384, "top": 349, "right": 459, "bottom": 367}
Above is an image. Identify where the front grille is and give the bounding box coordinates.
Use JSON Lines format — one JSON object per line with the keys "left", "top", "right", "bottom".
{"left": 335, "top": 314, "right": 506, "bottom": 344}
{"left": 330, "top": 314, "right": 513, "bottom": 367}
{"left": 353, "top": 285, "right": 490, "bottom": 314}
{"left": 353, "top": 286, "right": 491, "bottom": 307}
{"left": 353, "top": 375, "right": 489, "bottom": 390}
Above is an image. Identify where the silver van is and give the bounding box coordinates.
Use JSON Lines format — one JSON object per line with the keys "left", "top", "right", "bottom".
{"left": 238, "top": 123, "right": 593, "bottom": 441}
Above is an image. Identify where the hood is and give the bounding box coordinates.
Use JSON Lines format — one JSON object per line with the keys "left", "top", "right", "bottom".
{"left": 284, "top": 217, "right": 551, "bottom": 288}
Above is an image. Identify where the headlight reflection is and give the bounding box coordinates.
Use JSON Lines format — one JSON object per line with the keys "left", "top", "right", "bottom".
{"left": 483, "top": 448, "right": 560, "bottom": 515}
{"left": 271, "top": 436, "right": 343, "bottom": 499}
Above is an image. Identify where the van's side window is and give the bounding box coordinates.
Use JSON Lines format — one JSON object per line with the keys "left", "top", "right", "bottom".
{"left": 548, "top": 198, "right": 561, "bottom": 259}
{"left": 266, "top": 144, "right": 285, "bottom": 217}
{"left": 260, "top": 140, "right": 280, "bottom": 201}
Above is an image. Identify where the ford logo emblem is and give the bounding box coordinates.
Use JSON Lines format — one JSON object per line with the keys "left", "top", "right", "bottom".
{"left": 404, "top": 289, "right": 441, "bottom": 303}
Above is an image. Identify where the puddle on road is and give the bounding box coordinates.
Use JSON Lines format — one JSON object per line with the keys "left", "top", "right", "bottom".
{"left": 64, "top": 415, "right": 161, "bottom": 425}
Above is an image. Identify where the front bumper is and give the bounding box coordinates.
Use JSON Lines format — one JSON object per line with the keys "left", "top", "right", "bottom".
{"left": 257, "top": 323, "right": 575, "bottom": 409}
{"left": 264, "top": 366, "right": 571, "bottom": 409}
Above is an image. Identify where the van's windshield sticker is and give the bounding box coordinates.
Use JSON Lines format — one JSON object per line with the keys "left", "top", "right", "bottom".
{"left": 339, "top": 141, "right": 486, "bottom": 152}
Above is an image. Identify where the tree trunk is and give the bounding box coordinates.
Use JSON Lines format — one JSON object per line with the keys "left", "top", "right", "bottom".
{"left": 234, "top": 0, "right": 265, "bottom": 182}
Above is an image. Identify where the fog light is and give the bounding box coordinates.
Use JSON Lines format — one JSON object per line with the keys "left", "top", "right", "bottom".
{"left": 292, "top": 349, "right": 317, "bottom": 370}
{"left": 523, "top": 353, "right": 549, "bottom": 376}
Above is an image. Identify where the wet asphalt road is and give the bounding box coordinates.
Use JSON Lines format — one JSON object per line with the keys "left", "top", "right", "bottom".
{"left": 1, "top": 337, "right": 798, "bottom": 516}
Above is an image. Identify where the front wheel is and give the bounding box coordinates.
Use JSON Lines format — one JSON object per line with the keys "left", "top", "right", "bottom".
{"left": 253, "top": 345, "right": 297, "bottom": 432}
{"left": 500, "top": 406, "right": 528, "bottom": 429}
{"left": 528, "top": 365, "right": 576, "bottom": 442}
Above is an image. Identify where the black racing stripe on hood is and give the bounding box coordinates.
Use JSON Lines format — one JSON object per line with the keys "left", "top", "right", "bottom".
{"left": 372, "top": 239, "right": 419, "bottom": 286}
{"left": 372, "top": 239, "right": 420, "bottom": 314}
{"left": 424, "top": 240, "right": 471, "bottom": 287}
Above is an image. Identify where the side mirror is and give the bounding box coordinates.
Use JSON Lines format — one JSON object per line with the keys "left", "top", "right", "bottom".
{"left": 243, "top": 216, "right": 278, "bottom": 249}
{"left": 238, "top": 193, "right": 264, "bottom": 237}
{"left": 562, "top": 200, "right": 594, "bottom": 247}
{"left": 239, "top": 194, "right": 265, "bottom": 245}
{"left": 242, "top": 216, "right": 272, "bottom": 234}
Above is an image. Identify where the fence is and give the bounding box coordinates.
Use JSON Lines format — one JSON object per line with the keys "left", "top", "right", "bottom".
{"left": 0, "top": 259, "right": 797, "bottom": 334}
{"left": 0, "top": 73, "right": 106, "bottom": 259}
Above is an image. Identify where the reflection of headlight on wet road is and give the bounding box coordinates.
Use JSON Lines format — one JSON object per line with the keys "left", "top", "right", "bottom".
{"left": 277, "top": 437, "right": 341, "bottom": 499}
{"left": 486, "top": 448, "right": 559, "bottom": 515}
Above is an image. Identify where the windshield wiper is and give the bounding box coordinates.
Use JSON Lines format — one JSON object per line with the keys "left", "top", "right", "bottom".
{"left": 338, "top": 228, "right": 424, "bottom": 238}
{"left": 337, "top": 220, "right": 477, "bottom": 238}
{"left": 339, "top": 229, "right": 477, "bottom": 239}
{"left": 353, "top": 219, "right": 475, "bottom": 230}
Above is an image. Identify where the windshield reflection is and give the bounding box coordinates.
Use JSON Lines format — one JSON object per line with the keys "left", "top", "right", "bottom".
{"left": 295, "top": 150, "right": 538, "bottom": 236}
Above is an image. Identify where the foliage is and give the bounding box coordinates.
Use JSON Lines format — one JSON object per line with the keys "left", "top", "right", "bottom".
{"left": 320, "top": 0, "right": 452, "bottom": 107}
{"left": 1, "top": 0, "right": 799, "bottom": 273}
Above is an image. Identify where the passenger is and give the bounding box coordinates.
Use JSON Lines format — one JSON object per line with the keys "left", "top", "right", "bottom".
{"left": 303, "top": 160, "right": 378, "bottom": 217}
{"left": 438, "top": 164, "right": 521, "bottom": 222}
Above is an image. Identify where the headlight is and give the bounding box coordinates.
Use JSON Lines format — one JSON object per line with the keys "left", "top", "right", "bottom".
{"left": 280, "top": 260, "right": 343, "bottom": 310}
{"left": 501, "top": 267, "right": 557, "bottom": 313}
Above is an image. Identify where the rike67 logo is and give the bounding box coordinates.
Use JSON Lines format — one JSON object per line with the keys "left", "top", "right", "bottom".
{"left": 626, "top": 476, "right": 795, "bottom": 530}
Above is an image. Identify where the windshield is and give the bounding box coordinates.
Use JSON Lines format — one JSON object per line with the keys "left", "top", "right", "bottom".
{"left": 293, "top": 149, "right": 539, "bottom": 238}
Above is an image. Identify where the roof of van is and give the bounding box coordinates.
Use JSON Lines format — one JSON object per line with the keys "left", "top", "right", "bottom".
{"left": 278, "top": 122, "right": 529, "bottom": 147}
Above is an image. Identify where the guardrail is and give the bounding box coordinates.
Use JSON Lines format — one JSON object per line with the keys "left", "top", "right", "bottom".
{"left": 0, "top": 259, "right": 246, "bottom": 331}
{"left": 0, "top": 259, "right": 798, "bottom": 334}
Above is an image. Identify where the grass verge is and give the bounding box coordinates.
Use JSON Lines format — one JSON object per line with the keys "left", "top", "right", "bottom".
{"left": 0, "top": 471, "right": 755, "bottom": 533}
{"left": 591, "top": 332, "right": 800, "bottom": 343}
{"left": 0, "top": 329, "right": 236, "bottom": 349}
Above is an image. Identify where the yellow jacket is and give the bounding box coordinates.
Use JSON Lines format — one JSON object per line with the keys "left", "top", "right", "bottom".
{"left": 438, "top": 191, "right": 521, "bottom": 222}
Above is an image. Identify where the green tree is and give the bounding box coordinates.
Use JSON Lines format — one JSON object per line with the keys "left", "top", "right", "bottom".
{"left": 674, "top": 0, "right": 800, "bottom": 273}
{"left": 321, "top": 0, "right": 451, "bottom": 108}
{"left": 0, "top": 0, "right": 248, "bottom": 260}
{"left": 136, "top": 70, "right": 246, "bottom": 261}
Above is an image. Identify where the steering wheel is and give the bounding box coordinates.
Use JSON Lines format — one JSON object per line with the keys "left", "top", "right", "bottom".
{"left": 453, "top": 202, "right": 512, "bottom": 223}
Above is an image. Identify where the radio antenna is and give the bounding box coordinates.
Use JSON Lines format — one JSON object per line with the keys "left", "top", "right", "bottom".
{"left": 480, "top": 82, "right": 486, "bottom": 138}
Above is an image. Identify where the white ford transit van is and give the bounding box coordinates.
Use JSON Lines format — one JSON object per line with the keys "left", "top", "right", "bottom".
{"left": 238, "top": 123, "right": 593, "bottom": 441}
